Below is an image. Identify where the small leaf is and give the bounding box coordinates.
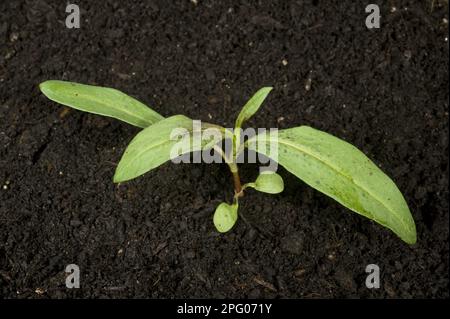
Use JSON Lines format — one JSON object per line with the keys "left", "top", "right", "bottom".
{"left": 114, "top": 115, "right": 224, "bottom": 183}
{"left": 235, "top": 87, "right": 273, "bottom": 130}
{"left": 39, "top": 80, "right": 164, "bottom": 128}
{"left": 213, "top": 202, "right": 238, "bottom": 233}
{"left": 247, "top": 171, "right": 284, "bottom": 194}
{"left": 247, "top": 126, "right": 416, "bottom": 244}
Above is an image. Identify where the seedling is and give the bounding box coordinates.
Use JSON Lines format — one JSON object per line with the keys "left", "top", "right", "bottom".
{"left": 39, "top": 80, "right": 416, "bottom": 244}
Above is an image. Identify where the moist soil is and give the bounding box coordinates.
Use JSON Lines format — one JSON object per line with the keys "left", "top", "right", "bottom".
{"left": 0, "top": 0, "right": 448, "bottom": 298}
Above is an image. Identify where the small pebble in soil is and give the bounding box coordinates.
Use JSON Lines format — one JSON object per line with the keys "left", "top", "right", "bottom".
{"left": 294, "top": 268, "right": 306, "bottom": 277}
{"left": 281, "top": 58, "right": 288, "bottom": 66}
{"left": 385, "top": 283, "right": 397, "bottom": 297}
{"left": 35, "top": 288, "right": 45, "bottom": 295}
{"left": 305, "top": 71, "right": 313, "bottom": 91}
{"left": 403, "top": 50, "right": 412, "bottom": 60}
{"left": 4, "top": 48, "right": 15, "bottom": 60}
{"left": 305, "top": 77, "right": 312, "bottom": 91}
{"left": 9, "top": 32, "right": 19, "bottom": 42}
{"left": 253, "top": 277, "right": 277, "bottom": 292}
{"left": 327, "top": 252, "right": 336, "bottom": 261}
{"left": 305, "top": 105, "right": 315, "bottom": 114}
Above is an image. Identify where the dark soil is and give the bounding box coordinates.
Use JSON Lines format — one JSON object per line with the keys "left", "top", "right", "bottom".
{"left": 0, "top": 0, "right": 448, "bottom": 298}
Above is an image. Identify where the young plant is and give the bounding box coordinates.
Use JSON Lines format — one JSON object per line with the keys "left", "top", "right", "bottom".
{"left": 39, "top": 80, "right": 417, "bottom": 244}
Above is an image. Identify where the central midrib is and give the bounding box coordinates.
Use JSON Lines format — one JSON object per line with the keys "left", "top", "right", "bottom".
{"left": 256, "top": 136, "right": 411, "bottom": 234}
{"left": 120, "top": 126, "right": 219, "bottom": 173}
{"left": 65, "top": 90, "right": 161, "bottom": 124}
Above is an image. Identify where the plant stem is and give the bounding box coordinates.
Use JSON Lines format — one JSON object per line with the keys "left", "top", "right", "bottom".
{"left": 213, "top": 144, "right": 243, "bottom": 196}
{"left": 229, "top": 162, "right": 243, "bottom": 197}
{"left": 233, "top": 171, "right": 242, "bottom": 195}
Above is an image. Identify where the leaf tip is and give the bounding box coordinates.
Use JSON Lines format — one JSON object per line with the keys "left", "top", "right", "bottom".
{"left": 39, "top": 80, "right": 61, "bottom": 97}
{"left": 39, "top": 80, "right": 51, "bottom": 93}
{"left": 404, "top": 227, "right": 417, "bottom": 245}
{"left": 113, "top": 169, "right": 124, "bottom": 184}
{"left": 261, "top": 86, "right": 274, "bottom": 94}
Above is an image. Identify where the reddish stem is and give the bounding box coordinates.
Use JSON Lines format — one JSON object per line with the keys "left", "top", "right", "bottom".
{"left": 232, "top": 171, "right": 243, "bottom": 197}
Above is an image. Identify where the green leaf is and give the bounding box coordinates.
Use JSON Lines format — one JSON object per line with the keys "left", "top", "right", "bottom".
{"left": 39, "top": 80, "right": 164, "bottom": 128}
{"left": 245, "top": 171, "right": 284, "bottom": 194}
{"left": 247, "top": 126, "right": 416, "bottom": 244}
{"left": 235, "top": 87, "right": 273, "bottom": 130}
{"left": 213, "top": 202, "right": 238, "bottom": 233}
{"left": 114, "top": 115, "right": 224, "bottom": 183}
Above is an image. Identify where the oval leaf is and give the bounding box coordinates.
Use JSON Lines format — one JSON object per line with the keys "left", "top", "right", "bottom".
{"left": 235, "top": 87, "right": 273, "bottom": 130}
{"left": 248, "top": 171, "right": 284, "bottom": 194}
{"left": 114, "top": 115, "right": 224, "bottom": 183}
{"left": 247, "top": 126, "right": 416, "bottom": 244}
{"left": 40, "top": 80, "right": 164, "bottom": 128}
{"left": 213, "top": 202, "right": 238, "bottom": 233}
